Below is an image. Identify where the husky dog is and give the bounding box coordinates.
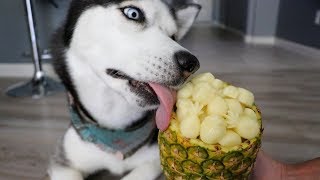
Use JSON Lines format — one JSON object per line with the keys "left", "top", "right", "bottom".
{"left": 49, "top": 0, "right": 201, "bottom": 179}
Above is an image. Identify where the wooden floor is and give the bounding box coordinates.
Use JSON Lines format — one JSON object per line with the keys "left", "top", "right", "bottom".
{"left": 1, "top": 25, "right": 320, "bottom": 180}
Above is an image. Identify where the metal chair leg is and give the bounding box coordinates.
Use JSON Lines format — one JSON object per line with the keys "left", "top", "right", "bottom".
{"left": 5, "top": 0, "right": 64, "bottom": 99}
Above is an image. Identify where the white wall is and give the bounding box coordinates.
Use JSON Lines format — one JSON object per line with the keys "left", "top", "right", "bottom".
{"left": 247, "top": 0, "right": 280, "bottom": 37}
{"left": 195, "top": 0, "right": 214, "bottom": 22}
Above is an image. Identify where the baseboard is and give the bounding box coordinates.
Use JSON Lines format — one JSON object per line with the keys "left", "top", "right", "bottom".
{"left": 213, "top": 21, "right": 245, "bottom": 36}
{"left": 212, "top": 21, "right": 226, "bottom": 29}
{"left": 245, "top": 36, "right": 276, "bottom": 45}
{"left": 0, "top": 63, "right": 58, "bottom": 79}
{"left": 275, "top": 38, "right": 320, "bottom": 58}
{"left": 212, "top": 23, "right": 319, "bottom": 54}
{"left": 213, "top": 23, "right": 277, "bottom": 45}
{"left": 194, "top": 21, "right": 215, "bottom": 26}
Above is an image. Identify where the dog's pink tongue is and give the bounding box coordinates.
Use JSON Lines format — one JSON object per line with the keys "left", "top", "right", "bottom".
{"left": 149, "top": 83, "right": 176, "bottom": 132}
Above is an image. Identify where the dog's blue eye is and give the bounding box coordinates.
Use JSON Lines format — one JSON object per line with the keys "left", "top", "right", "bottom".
{"left": 122, "top": 7, "right": 144, "bottom": 22}
{"left": 125, "top": 8, "right": 139, "bottom": 19}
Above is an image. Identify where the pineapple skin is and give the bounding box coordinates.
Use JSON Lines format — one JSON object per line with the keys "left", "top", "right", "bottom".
{"left": 158, "top": 105, "right": 262, "bottom": 180}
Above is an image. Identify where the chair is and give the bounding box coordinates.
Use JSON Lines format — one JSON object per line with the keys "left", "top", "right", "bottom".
{"left": 5, "top": 0, "right": 64, "bottom": 98}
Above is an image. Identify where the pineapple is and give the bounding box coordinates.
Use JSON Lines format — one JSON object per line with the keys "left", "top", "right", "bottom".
{"left": 159, "top": 73, "right": 262, "bottom": 180}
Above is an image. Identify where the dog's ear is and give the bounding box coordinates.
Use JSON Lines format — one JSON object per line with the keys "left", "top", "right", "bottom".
{"left": 175, "top": 4, "right": 201, "bottom": 40}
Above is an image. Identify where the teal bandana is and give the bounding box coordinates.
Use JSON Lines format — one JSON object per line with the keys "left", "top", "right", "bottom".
{"left": 69, "top": 103, "right": 157, "bottom": 160}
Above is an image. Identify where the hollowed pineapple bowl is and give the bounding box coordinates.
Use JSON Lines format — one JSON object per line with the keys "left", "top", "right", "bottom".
{"left": 158, "top": 73, "right": 263, "bottom": 180}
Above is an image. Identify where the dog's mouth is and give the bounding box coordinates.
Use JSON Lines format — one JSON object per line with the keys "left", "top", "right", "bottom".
{"left": 106, "top": 69, "right": 156, "bottom": 96}
{"left": 106, "top": 69, "right": 176, "bottom": 131}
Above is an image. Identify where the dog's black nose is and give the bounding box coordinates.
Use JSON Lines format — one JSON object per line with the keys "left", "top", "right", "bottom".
{"left": 175, "top": 51, "right": 200, "bottom": 75}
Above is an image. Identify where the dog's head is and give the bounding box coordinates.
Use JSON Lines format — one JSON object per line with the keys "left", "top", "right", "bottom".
{"left": 54, "top": 0, "right": 201, "bottom": 128}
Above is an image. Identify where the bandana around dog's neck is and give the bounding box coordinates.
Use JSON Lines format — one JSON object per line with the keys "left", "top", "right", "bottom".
{"left": 68, "top": 95, "right": 157, "bottom": 160}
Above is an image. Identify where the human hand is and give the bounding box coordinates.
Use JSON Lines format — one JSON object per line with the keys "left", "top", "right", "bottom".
{"left": 250, "top": 151, "right": 285, "bottom": 180}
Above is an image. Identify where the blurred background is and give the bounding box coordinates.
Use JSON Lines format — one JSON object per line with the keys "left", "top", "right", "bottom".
{"left": 0, "top": 0, "right": 319, "bottom": 179}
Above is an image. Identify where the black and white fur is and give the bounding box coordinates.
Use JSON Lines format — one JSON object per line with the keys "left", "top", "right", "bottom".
{"left": 48, "top": 0, "right": 201, "bottom": 179}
